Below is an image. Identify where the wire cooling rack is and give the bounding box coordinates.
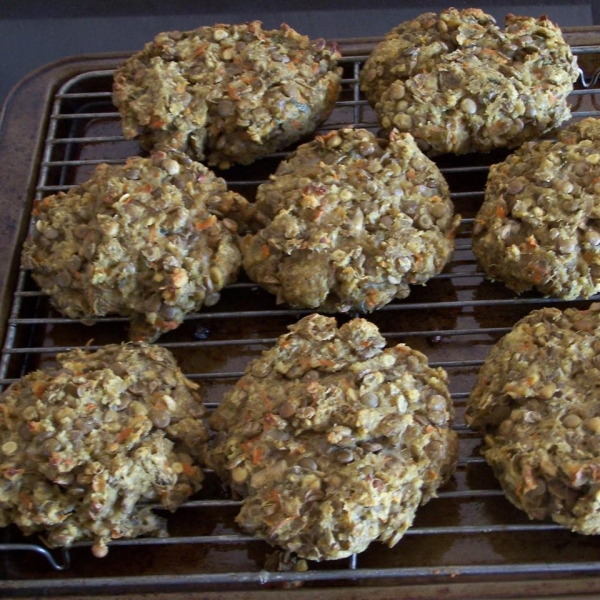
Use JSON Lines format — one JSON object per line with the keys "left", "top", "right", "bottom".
{"left": 2, "top": 44, "right": 600, "bottom": 597}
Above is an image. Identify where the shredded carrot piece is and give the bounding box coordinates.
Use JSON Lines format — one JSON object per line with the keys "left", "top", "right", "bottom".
{"left": 194, "top": 215, "right": 217, "bottom": 230}
{"left": 117, "top": 427, "right": 132, "bottom": 442}
{"left": 240, "top": 438, "right": 256, "bottom": 454}
{"left": 268, "top": 489, "right": 281, "bottom": 504}
{"left": 194, "top": 43, "right": 209, "bottom": 57}
{"left": 20, "top": 491, "right": 34, "bottom": 510}
{"left": 252, "top": 447, "right": 264, "bottom": 466}
{"left": 271, "top": 516, "right": 295, "bottom": 533}
{"left": 259, "top": 390, "right": 273, "bottom": 411}
{"left": 530, "top": 263, "right": 549, "bottom": 285}
{"left": 182, "top": 463, "right": 198, "bottom": 477}
{"left": 525, "top": 235, "right": 538, "bottom": 248}
{"left": 227, "top": 84, "right": 241, "bottom": 100}
{"left": 156, "top": 319, "right": 180, "bottom": 331}
{"left": 31, "top": 381, "right": 46, "bottom": 399}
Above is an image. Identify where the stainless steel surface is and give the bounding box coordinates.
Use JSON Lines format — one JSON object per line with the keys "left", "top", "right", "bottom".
{"left": 2, "top": 45, "right": 600, "bottom": 597}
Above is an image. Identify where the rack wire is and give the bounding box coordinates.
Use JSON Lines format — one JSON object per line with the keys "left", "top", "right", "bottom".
{"left": 2, "top": 48, "right": 600, "bottom": 596}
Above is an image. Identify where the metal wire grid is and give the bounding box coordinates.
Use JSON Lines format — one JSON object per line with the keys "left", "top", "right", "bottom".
{"left": 2, "top": 50, "right": 600, "bottom": 592}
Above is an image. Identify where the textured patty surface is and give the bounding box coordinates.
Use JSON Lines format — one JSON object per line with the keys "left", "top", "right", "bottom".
{"left": 209, "top": 314, "right": 457, "bottom": 561}
{"left": 22, "top": 151, "right": 243, "bottom": 342}
{"left": 113, "top": 21, "right": 342, "bottom": 169}
{"left": 473, "top": 118, "right": 600, "bottom": 300}
{"left": 0, "top": 344, "right": 207, "bottom": 557}
{"left": 360, "top": 9, "right": 578, "bottom": 155}
{"left": 466, "top": 305, "right": 600, "bottom": 534}
{"left": 241, "top": 128, "right": 460, "bottom": 312}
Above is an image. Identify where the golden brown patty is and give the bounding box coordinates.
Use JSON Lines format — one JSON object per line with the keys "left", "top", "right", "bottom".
{"left": 113, "top": 21, "right": 342, "bottom": 169}
{"left": 0, "top": 344, "right": 207, "bottom": 557}
{"left": 209, "top": 314, "right": 457, "bottom": 561}
{"left": 466, "top": 305, "right": 600, "bottom": 534}
{"left": 360, "top": 9, "right": 578, "bottom": 155}
{"left": 473, "top": 118, "right": 600, "bottom": 300}
{"left": 22, "top": 151, "right": 244, "bottom": 342}
{"left": 241, "top": 128, "right": 460, "bottom": 312}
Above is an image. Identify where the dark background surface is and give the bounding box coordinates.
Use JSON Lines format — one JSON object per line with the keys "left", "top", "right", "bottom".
{"left": 1, "top": 0, "right": 598, "bottom": 107}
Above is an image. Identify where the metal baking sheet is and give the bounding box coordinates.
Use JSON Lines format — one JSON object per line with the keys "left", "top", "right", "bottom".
{"left": 2, "top": 31, "right": 600, "bottom": 598}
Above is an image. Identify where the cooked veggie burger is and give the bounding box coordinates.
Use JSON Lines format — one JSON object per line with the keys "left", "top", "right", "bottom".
{"left": 0, "top": 344, "right": 207, "bottom": 557}
{"left": 209, "top": 314, "right": 457, "bottom": 561}
{"left": 473, "top": 118, "right": 600, "bottom": 300}
{"left": 241, "top": 128, "right": 460, "bottom": 312}
{"left": 22, "top": 151, "right": 243, "bottom": 342}
{"left": 466, "top": 305, "right": 600, "bottom": 534}
{"left": 360, "top": 9, "right": 578, "bottom": 155}
{"left": 113, "top": 21, "right": 342, "bottom": 169}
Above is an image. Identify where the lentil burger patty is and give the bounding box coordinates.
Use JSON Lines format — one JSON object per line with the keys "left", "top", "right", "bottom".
{"left": 0, "top": 344, "right": 208, "bottom": 557}
{"left": 241, "top": 128, "right": 460, "bottom": 312}
{"left": 466, "top": 305, "right": 600, "bottom": 534}
{"left": 22, "top": 151, "right": 243, "bottom": 342}
{"left": 209, "top": 314, "right": 457, "bottom": 561}
{"left": 473, "top": 118, "right": 600, "bottom": 300}
{"left": 113, "top": 21, "right": 342, "bottom": 169}
{"left": 360, "top": 9, "right": 578, "bottom": 156}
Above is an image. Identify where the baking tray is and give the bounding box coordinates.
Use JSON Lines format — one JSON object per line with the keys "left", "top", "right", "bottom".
{"left": 2, "top": 29, "right": 600, "bottom": 599}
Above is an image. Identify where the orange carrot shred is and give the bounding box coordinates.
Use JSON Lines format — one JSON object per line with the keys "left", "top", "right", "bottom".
{"left": 194, "top": 215, "right": 217, "bottom": 230}
{"left": 252, "top": 447, "right": 264, "bottom": 465}
{"left": 182, "top": 463, "right": 198, "bottom": 476}
{"left": 32, "top": 381, "right": 46, "bottom": 399}
{"left": 117, "top": 427, "right": 132, "bottom": 442}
